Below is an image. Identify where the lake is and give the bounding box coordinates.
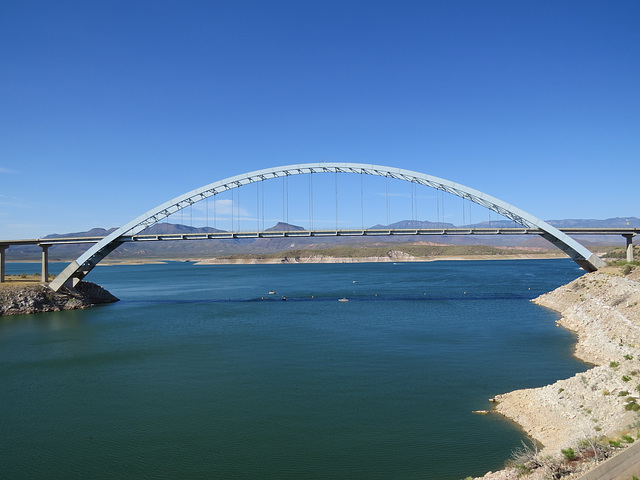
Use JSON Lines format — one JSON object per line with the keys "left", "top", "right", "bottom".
{"left": 0, "top": 259, "right": 587, "bottom": 479}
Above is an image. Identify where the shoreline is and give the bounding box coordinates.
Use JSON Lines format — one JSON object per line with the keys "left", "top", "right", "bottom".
{"left": 4, "top": 252, "right": 565, "bottom": 267}
{"left": 193, "top": 252, "right": 564, "bottom": 265}
{"left": 474, "top": 265, "right": 640, "bottom": 479}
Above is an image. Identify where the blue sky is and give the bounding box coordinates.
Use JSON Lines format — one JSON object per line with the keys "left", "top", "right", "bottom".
{"left": 1, "top": 0, "right": 638, "bottom": 238}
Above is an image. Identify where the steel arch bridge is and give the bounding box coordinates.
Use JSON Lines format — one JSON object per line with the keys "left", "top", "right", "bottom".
{"left": 49, "top": 162, "right": 605, "bottom": 292}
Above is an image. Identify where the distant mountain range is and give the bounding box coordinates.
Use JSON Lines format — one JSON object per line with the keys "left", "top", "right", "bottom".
{"left": 6, "top": 217, "right": 638, "bottom": 261}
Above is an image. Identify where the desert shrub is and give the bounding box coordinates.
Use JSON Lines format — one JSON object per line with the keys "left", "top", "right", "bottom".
{"left": 625, "top": 401, "right": 640, "bottom": 412}
{"left": 561, "top": 447, "right": 577, "bottom": 460}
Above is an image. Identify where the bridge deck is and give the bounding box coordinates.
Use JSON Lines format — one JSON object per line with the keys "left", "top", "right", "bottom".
{"left": 1, "top": 227, "right": 638, "bottom": 247}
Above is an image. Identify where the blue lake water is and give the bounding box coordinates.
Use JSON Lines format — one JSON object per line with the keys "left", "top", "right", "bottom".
{"left": 0, "top": 259, "right": 587, "bottom": 479}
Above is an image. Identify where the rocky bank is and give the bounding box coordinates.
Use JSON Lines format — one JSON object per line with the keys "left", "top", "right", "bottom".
{"left": 0, "top": 281, "right": 119, "bottom": 316}
{"left": 474, "top": 266, "right": 640, "bottom": 480}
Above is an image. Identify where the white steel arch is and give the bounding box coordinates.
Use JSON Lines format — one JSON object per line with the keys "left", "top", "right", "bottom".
{"left": 50, "top": 163, "right": 605, "bottom": 291}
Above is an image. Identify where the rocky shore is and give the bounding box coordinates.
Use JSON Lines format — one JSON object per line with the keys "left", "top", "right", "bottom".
{"left": 0, "top": 281, "right": 119, "bottom": 316}
{"left": 474, "top": 266, "right": 640, "bottom": 479}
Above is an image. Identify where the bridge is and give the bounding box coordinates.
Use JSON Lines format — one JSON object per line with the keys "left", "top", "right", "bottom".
{"left": 0, "top": 163, "right": 635, "bottom": 290}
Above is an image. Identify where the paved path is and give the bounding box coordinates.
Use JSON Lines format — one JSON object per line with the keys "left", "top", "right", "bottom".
{"left": 577, "top": 440, "right": 640, "bottom": 480}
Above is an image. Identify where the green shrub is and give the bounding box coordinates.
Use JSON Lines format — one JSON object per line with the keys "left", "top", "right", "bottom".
{"left": 610, "top": 361, "right": 620, "bottom": 369}
{"left": 618, "top": 391, "right": 630, "bottom": 396}
{"left": 625, "top": 401, "right": 640, "bottom": 412}
{"left": 561, "top": 447, "right": 577, "bottom": 460}
{"left": 623, "top": 375, "right": 632, "bottom": 382}
{"left": 621, "top": 435, "right": 635, "bottom": 443}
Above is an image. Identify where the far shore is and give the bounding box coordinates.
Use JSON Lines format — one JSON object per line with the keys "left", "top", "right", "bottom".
{"left": 6, "top": 252, "right": 566, "bottom": 267}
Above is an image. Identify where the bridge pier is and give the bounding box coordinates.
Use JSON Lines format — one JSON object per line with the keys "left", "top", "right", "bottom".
{"left": 624, "top": 234, "right": 636, "bottom": 263}
{"left": 0, "top": 245, "right": 6, "bottom": 283}
{"left": 41, "top": 245, "right": 49, "bottom": 283}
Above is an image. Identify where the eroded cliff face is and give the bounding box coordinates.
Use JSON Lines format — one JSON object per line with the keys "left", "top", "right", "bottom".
{"left": 0, "top": 281, "right": 119, "bottom": 316}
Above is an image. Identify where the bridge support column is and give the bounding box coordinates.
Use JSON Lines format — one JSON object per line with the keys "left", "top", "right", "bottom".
{"left": 624, "top": 234, "right": 635, "bottom": 263}
{"left": 0, "top": 246, "right": 7, "bottom": 283}
{"left": 41, "top": 245, "right": 49, "bottom": 283}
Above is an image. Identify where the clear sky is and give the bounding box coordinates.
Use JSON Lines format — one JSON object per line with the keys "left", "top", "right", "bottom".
{"left": 1, "top": 0, "right": 638, "bottom": 238}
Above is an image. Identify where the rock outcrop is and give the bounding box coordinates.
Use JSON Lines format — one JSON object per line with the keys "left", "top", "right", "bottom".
{"left": 0, "top": 281, "right": 119, "bottom": 316}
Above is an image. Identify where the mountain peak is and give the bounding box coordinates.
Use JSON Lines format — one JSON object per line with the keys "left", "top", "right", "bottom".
{"left": 265, "top": 222, "right": 306, "bottom": 232}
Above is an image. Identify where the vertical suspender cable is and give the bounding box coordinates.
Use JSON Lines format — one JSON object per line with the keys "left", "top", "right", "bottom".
{"left": 256, "top": 181, "right": 260, "bottom": 232}
{"left": 416, "top": 183, "right": 419, "bottom": 222}
{"left": 411, "top": 182, "right": 415, "bottom": 223}
{"left": 462, "top": 196, "right": 465, "bottom": 226}
{"left": 386, "top": 176, "right": 390, "bottom": 225}
{"left": 309, "top": 173, "right": 314, "bottom": 230}
{"left": 414, "top": 182, "right": 419, "bottom": 223}
{"left": 441, "top": 190, "right": 445, "bottom": 226}
{"left": 335, "top": 171, "right": 338, "bottom": 230}
{"left": 360, "top": 173, "right": 364, "bottom": 230}
{"left": 282, "top": 175, "right": 289, "bottom": 225}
